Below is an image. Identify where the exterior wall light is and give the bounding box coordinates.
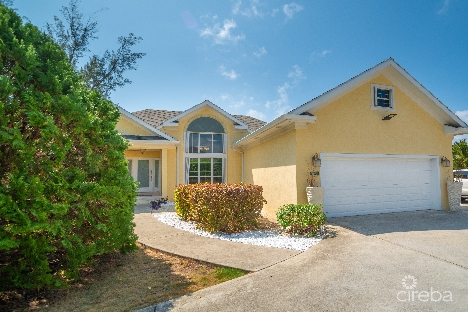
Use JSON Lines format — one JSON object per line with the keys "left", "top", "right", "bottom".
{"left": 140, "top": 149, "right": 146, "bottom": 154}
{"left": 312, "top": 153, "right": 321, "bottom": 167}
{"left": 441, "top": 156, "right": 450, "bottom": 167}
{"left": 382, "top": 114, "right": 397, "bottom": 120}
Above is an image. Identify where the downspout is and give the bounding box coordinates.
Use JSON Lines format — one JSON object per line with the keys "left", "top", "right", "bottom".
{"left": 176, "top": 145, "right": 180, "bottom": 185}
{"left": 242, "top": 152, "right": 244, "bottom": 183}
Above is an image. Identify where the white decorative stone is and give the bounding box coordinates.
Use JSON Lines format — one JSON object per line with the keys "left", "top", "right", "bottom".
{"left": 447, "top": 181, "right": 463, "bottom": 211}
{"left": 154, "top": 213, "right": 321, "bottom": 251}
{"left": 306, "top": 187, "right": 324, "bottom": 205}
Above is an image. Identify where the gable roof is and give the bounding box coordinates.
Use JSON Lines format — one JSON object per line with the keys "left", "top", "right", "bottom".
{"left": 132, "top": 109, "right": 182, "bottom": 128}
{"left": 116, "top": 105, "right": 177, "bottom": 142}
{"left": 289, "top": 58, "right": 467, "bottom": 128}
{"left": 132, "top": 101, "right": 267, "bottom": 132}
{"left": 232, "top": 115, "right": 267, "bottom": 132}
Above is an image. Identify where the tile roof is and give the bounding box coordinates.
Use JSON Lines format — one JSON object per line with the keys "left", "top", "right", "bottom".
{"left": 132, "top": 109, "right": 266, "bottom": 132}
{"left": 232, "top": 115, "right": 267, "bottom": 132}
{"left": 132, "top": 109, "right": 182, "bottom": 128}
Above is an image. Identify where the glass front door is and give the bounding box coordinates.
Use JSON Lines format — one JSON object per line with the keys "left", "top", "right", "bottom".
{"left": 128, "top": 158, "right": 161, "bottom": 193}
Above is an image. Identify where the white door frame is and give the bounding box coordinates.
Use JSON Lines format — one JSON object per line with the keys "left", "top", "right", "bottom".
{"left": 128, "top": 157, "right": 161, "bottom": 193}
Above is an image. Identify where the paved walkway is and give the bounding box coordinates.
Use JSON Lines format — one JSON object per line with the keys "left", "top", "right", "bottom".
{"left": 137, "top": 210, "right": 468, "bottom": 312}
{"left": 134, "top": 205, "right": 301, "bottom": 272}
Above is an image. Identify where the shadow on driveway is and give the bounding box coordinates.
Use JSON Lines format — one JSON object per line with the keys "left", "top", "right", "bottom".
{"left": 328, "top": 210, "right": 468, "bottom": 269}
{"left": 328, "top": 209, "right": 468, "bottom": 236}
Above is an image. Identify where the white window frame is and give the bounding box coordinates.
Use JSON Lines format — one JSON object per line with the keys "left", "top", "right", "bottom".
{"left": 371, "top": 84, "right": 395, "bottom": 111}
{"left": 186, "top": 157, "right": 225, "bottom": 184}
{"left": 184, "top": 131, "right": 227, "bottom": 184}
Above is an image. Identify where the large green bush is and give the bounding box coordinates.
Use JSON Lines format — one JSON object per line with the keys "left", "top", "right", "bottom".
{"left": 0, "top": 4, "right": 137, "bottom": 290}
{"left": 276, "top": 204, "right": 326, "bottom": 237}
{"left": 174, "top": 183, "right": 266, "bottom": 233}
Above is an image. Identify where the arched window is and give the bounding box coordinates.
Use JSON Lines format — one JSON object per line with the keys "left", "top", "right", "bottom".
{"left": 186, "top": 117, "right": 225, "bottom": 133}
{"left": 184, "top": 117, "right": 227, "bottom": 184}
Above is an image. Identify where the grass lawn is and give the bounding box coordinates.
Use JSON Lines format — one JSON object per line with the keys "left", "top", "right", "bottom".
{"left": 0, "top": 243, "right": 247, "bottom": 311}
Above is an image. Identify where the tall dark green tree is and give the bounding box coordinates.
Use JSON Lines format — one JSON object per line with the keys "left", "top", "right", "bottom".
{"left": 453, "top": 139, "right": 468, "bottom": 170}
{"left": 0, "top": 4, "right": 137, "bottom": 290}
{"left": 46, "top": 0, "right": 145, "bottom": 98}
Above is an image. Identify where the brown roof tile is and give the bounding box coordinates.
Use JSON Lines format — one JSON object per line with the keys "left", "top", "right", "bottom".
{"left": 132, "top": 109, "right": 266, "bottom": 132}
{"left": 132, "top": 109, "right": 182, "bottom": 127}
{"left": 233, "top": 115, "right": 266, "bottom": 132}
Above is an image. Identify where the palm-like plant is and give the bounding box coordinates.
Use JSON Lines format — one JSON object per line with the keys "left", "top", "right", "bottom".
{"left": 452, "top": 139, "right": 468, "bottom": 170}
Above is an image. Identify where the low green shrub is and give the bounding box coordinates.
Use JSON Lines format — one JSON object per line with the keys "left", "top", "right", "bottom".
{"left": 276, "top": 204, "right": 326, "bottom": 237}
{"left": 174, "top": 183, "right": 266, "bottom": 233}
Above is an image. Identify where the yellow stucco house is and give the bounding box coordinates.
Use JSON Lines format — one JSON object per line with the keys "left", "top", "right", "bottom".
{"left": 116, "top": 59, "right": 468, "bottom": 219}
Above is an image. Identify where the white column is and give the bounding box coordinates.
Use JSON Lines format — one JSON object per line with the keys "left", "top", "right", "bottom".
{"left": 161, "top": 149, "right": 168, "bottom": 197}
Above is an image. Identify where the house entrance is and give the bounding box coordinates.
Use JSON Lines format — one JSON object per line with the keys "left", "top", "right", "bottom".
{"left": 128, "top": 158, "right": 161, "bottom": 194}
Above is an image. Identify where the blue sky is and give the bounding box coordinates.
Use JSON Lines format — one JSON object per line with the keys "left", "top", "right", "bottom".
{"left": 10, "top": 0, "right": 468, "bottom": 139}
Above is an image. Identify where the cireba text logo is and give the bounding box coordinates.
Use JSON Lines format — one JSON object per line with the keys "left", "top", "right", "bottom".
{"left": 397, "top": 275, "right": 453, "bottom": 302}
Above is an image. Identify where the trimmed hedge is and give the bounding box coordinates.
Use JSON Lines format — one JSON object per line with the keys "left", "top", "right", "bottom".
{"left": 174, "top": 183, "right": 266, "bottom": 233}
{"left": 276, "top": 204, "right": 326, "bottom": 237}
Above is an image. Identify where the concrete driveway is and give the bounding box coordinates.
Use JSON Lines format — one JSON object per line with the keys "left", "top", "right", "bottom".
{"left": 144, "top": 210, "right": 468, "bottom": 312}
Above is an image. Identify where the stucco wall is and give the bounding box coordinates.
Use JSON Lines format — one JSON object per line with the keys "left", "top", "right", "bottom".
{"left": 243, "top": 130, "right": 298, "bottom": 219}
{"left": 124, "top": 150, "right": 161, "bottom": 158}
{"left": 295, "top": 74, "right": 452, "bottom": 210}
{"left": 243, "top": 73, "right": 453, "bottom": 217}
{"left": 116, "top": 118, "right": 152, "bottom": 136}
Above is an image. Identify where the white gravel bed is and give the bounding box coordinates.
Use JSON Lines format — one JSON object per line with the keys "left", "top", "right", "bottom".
{"left": 154, "top": 212, "right": 321, "bottom": 251}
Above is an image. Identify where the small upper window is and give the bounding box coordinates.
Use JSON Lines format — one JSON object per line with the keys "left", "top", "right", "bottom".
{"left": 371, "top": 84, "right": 394, "bottom": 111}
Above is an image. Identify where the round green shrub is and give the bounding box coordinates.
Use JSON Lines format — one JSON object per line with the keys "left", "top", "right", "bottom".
{"left": 276, "top": 204, "right": 326, "bottom": 237}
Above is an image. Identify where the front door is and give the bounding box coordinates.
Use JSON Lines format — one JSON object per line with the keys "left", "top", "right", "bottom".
{"left": 128, "top": 158, "right": 161, "bottom": 193}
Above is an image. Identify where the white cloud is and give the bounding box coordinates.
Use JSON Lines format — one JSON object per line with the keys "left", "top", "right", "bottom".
{"left": 253, "top": 47, "right": 267, "bottom": 58}
{"left": 310, "top": 49, "right": 332, "bottom": 61}
{"left": 232, "top": 0, "right": 242, "bottom": 14}
{"left": 438, "top": 0, "right": 450, "bottom": 15}
{"left": 456, "top": 110, "right": 468, "bottom": 123}
{"left": 200, "top": 18, "right": 245, "bottom": 45}
{"left": 220, "top": 93, "right": 232, "bottom": 101}
{"left": 219, "top": 65, "right": 238, "bottom": 80}
{"left": 454, "top": 110, "right": 468, "bottom": 142}
{"left": 283, "top": 2, "right": 303, "bottom": 20}
{"left": 288, "top": 64, "right": 306, "bottom": 84}
{"left": 247, "top": 109, "right": 267, "bottom": 121}
{"left": 233, "top": 0, "right": 265, "bottom": 17}
{"left": 452, "top": 110, "right": 468, "bottom": 142}
{"left": 265, "top": 83, "right": 291, "bottom": 117}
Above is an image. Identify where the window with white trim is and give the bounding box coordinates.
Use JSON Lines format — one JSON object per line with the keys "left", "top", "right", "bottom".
{"left": 184, "top": 117, "right": 227, "bottom": 184}
{"left": 371, "top": 84, "right": 394, "bottom": 110}
{"left": 188, "top": 158, "right": 224, "bottom": 184}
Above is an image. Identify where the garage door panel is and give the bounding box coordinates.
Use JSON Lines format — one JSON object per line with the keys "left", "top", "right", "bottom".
{"left": 321, "top": 155, "right": 440, "bottom": 217}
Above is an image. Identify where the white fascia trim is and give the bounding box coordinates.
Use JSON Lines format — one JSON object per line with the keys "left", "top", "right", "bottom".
{"left": 116, "top": 105, "right": 177, "bottom": 142}
{"left": 289, "top": 59, "right": 467, "bottom": 128}
{"left": 233, "top": 114, "right": 317, "bottom": 147}
{"left": 320, "top": 153, "right": 439, "bottom": 160}
{"left": 126, "top": 140, "right": 180, "bottom": 150}
{"left": 445, "top": 125, "right": 468, "bottom": 136}
{"left": 289, "top": 59, "right": 395, "bottom": 115}
{"left": 157, "top": 100, "right": 251, "bottom": 132}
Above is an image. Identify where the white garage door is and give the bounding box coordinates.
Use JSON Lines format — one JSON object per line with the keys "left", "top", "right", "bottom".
{"left": 321, "top": 154, "right": 441, "bottom": 217}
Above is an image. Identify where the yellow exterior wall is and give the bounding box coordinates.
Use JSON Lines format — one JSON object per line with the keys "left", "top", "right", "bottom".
{"left": 160, "top": 106, "right": 250, "bottom": 186}
{"left": 116, "top": 118, "right": 152, "bottom": 136}
{"left": 118, "top": 105, "right": 249, "bottom": 200}
{"left": 295, "top": 74, "right": 452, "bottom": 210}
{"left": 243, "top": 130, "right": 298, "bottom": 219}
{"left": 243, "top": 72, "right": 452, "bottom": 217}
{"left": 125, "top": 150, "right": 161, "bottom": 158}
